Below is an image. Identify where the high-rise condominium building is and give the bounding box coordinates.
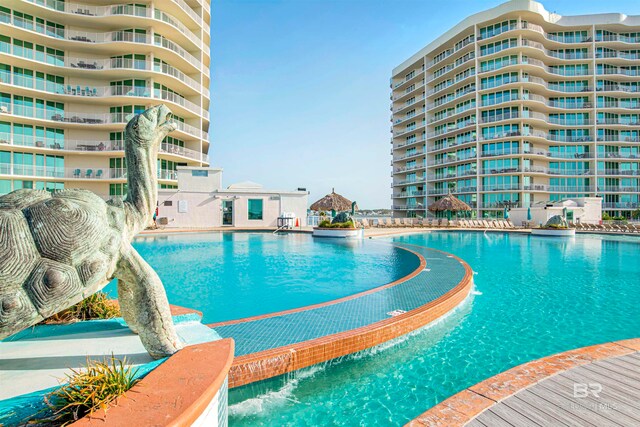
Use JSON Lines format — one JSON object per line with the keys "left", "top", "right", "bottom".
{"left": 0, "top": 0, "right": 210, "bottom": 199}
{"left": 390, "top": 0, "right": 640, "bottom": 219}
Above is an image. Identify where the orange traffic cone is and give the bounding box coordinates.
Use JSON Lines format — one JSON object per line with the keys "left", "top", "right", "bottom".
{"left": 295, "top": 218, "right": 300, "bottom": 227}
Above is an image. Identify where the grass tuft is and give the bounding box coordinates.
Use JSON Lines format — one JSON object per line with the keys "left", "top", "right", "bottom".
{"left": 36, "top": 356, "right": 139, "bottom": 426}
{"left": 43, "top": 292, "right": 120, "bottom": 324}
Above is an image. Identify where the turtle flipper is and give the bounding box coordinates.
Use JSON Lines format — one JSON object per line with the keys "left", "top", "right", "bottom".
{"left": 115, "top": 245, "right": 183, "bottom": 358}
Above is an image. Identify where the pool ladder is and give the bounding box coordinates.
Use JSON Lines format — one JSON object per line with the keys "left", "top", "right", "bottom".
{"left": 273, "top": 225, "right": 289, "bottom": 235}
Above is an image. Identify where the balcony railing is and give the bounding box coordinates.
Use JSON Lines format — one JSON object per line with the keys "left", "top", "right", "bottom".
{"left": 597, "top": 186, "right": 638, "bottom": 192}
{"left": 597, "top": 169, "right": 640, "bottom": 176}
{"left": 24, "top": 0, "right": 202, "bottom": 48}
{"left": 602, "top": 202, "right": 640, "bottom": 209}
{"left": 597, "top": 84, "right": 640, "bottom": 93}
{"left": 597, "top": 135, "right": 640, "bottom": 142}
{"left": 600, "top": 151, "right": 640, "bottom": 159}
{"left": 0, "top": 103, "right": 207, "bottom": 140}
{"left": 0, "top": 44, "right": 207, "bottom": 97}
{"left": 0, "top": 73, "right": 207, "bottom": 118}
{"left": 0, "top": 134, "right": 208, "bottom": 162}
{"left": 1, "top": 11, "right": 207, "bottom": 74}
{"left": 0, "top": 165, "right": 178, "bottom": 180}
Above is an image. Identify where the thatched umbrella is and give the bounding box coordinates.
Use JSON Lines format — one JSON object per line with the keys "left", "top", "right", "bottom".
{"left": 310, "top": 188, "right": 358, "bottom": 214}
{"left": 428, "top": 193, "right": 471, "bottom": 219}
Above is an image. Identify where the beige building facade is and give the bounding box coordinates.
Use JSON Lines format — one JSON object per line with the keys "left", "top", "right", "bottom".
{"left": 0, "top": 0, "right": 210, "bottom": 198}
{"left": 157, "top": 167, "right": 309, "bottom": 229}
{"left": 391, "top": 0, "right": 640, "bottom": 219}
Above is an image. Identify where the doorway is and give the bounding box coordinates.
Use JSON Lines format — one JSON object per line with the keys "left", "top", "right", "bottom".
{"left": 222, "top": 200, "right": 233, "bottom": 226}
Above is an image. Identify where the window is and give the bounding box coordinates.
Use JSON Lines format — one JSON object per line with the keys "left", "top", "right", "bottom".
{"left": 163, "top": 200, "right": 173, "bottom": 206}
{"left": 247, "top": 199, "right": 263, "bottom": 220}
{"left": 192, "top": 170, "right": 208, "bottom": 177}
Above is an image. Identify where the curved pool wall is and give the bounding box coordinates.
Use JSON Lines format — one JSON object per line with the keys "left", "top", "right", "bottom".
{"left": 228, "top": 232, "right": 640, "bottom": 426}
{"left": 210, "top": 245, "right": 472, "bottom": 388}
{"left": 104, "top": 232, "right": 421, "bottom": 323}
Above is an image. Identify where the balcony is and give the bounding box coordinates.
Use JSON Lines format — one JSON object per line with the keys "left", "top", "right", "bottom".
{"left": 600, "top": 151, "right": 640, "bottom": 160}
{"left": 395, "top": 191, "right": 426, "bottom": 198}
{"left": 23, "top": 0, "right": 203, "bottom": 49}
{"left": 0, "top": 44, "right": 207, "bottom": 97}
{"left": 597, "top": 84, "right": 640, "bottom": 93}
{"left": 602, "top": 202, "right": 640, "bottom": 209}
{"left": 0, "top": 135, "right": 208, "bottom": 162}
{"left": 597, "top": 186, "right": 638, "bottom": 192}
{"left": 0, "top": 165, "right": 178, "bottom": 180}
{"left": 596, "top": 118, "right": 640, "bottom": 126}
{"left": 0, "top": 75, "right": 207, "bottom": 119}
{"left": 392, "top": 137, "right": 426, "bottom": 150}
{"left": 428, "top": 136, "right": 478, "bottom": 153}
{"left": 597, "top": 169, "right": 640, "bottom": 176}
{"left": 596, "top": 51, "right": 640, "bottom": 61}
{"left": 0, "top": 11, "right": 207, "bottom": 74}
{"left": 0, "top": 103, "right": 207, "bottom": 140}
{"left": 597, "top": 135, "right": 640, "bottom": 143}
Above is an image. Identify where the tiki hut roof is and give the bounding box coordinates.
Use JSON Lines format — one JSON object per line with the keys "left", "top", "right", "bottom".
{"left": 428, "top": 193, "right": 471, "bottom": 212}
{"left": 310, "top": 189, "right": 358, "bottom": 212}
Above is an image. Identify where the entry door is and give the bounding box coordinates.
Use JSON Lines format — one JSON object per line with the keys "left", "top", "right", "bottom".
{"left": 222, "top": 200, "right": 233, "bottom": 226}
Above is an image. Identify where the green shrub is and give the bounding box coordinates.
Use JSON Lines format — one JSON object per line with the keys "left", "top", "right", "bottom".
{"left": 43, "top": 292, "right": 120, "bottom": 324}
{"left": 547, "top": 223, "right": 568, "bottom": 229}
{"left": 40, "top": 356, "right": 139, "bottom": 426}
{"left": 319, "top": 220, "right": 331, "bottom": 228}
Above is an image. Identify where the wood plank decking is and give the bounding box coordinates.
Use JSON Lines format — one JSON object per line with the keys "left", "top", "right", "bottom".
{"left": 467, "top": 353, "right": 640, "bottom": 427}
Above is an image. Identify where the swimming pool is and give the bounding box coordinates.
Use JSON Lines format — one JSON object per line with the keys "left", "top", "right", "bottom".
{"left": 228, "top": 232, "right": 640, "bottom": 426}
{"left": 106, "top": 232, "right": 419, "bottom": 323}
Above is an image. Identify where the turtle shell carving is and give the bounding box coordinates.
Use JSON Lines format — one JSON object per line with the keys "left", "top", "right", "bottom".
{"left": 0, "top": 189, "right": 124, "bottom": 332}
{"left": 0, "top": 105, "right": 183, "bottom": 359}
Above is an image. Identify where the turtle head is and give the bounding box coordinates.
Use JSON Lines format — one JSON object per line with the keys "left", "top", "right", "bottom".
{"left": 125, "top": 105, "right": 176, "bottom": 148}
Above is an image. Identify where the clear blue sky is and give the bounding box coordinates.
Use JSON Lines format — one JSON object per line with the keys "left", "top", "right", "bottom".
{"left": 210, "top": 0, "right": 640, "bottom": 209}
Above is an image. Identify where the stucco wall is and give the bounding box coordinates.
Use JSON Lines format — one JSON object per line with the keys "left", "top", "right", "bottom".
{"left": 157, "top": 190, "right": 308, "bottom": 229}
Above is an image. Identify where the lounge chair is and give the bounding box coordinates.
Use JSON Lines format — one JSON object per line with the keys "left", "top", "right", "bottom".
{"left": 449, "top": 219, "right": 458, "bottom": 227}
{"left": 393, "top": 218, "right": 403, "bottom": 227}
{"left": 440, "top": 218, "right": 449, "bottom": 227}
{"left": 383, "top": 218, "right": 393, "bottom": 228}
{"left": 361, "top": 219, "right": 370, "bottom": 229}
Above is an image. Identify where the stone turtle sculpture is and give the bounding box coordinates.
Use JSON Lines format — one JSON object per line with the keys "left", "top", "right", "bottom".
{"left": 0, "top": 105, "right": 182, "bottom": 358}
{"left": 544, "top": 215, "right": 569, "bottom": 228}
{"left": 331, "top": 212, "right": 353, "bottom": 225}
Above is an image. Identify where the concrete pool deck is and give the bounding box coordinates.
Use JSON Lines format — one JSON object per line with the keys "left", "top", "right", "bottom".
{"left": 208, "top": 243, "right": 473, "bottom": 388}
{"left": 408, "top": 339, "right": 640, "bottom": 427}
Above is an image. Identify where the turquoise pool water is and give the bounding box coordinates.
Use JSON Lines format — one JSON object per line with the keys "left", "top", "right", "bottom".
{"left": 105, "top": 232, "right": 419, "bottom": 323}
{"left": 228, "top": 232, "right": 640, "bottom": 426}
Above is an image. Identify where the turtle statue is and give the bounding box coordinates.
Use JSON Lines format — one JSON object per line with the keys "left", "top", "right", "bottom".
{"left": 544, "top": 215, "right": 568, "bottom": 228}
{"left": 331, "top": 212, "right": 353, "bottom": 224}
{"left": 0, "top": 105, "right": 183, "bottom": 358}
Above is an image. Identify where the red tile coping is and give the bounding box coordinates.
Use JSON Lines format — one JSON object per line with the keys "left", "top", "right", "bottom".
{"left": 215, "top": 248, "right": 474, "bottom": 388}
{"left": 71, "top": 338, "right": 235, "bottom": 427}
{"left": 406, "top": 338, "right": 640, "bottom": 427}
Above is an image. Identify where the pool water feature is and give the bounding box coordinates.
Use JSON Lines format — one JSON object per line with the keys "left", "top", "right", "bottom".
{"left": 105, "top": 232, "right": 420, "bottom": 323}
{"left": 228, "top": 232, "right": 640, "bottom": 426}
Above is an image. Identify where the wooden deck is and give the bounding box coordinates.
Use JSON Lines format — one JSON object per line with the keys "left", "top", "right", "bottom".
{"left": 467, "top": 352, "right": 640, "bottom": 427}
